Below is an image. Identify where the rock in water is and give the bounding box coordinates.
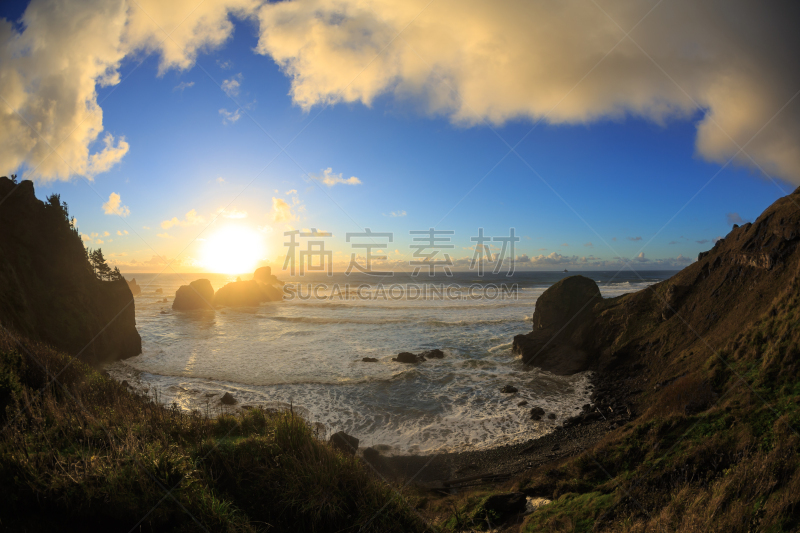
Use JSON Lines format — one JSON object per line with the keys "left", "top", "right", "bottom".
{"left": 362, "top": 357, "right": 379, "bottom": 362}
{"left": 393, "top": 352, "right": 421, "bottom": 363}
{"left": 126, "top": 278, "right": 142, "bottom": 296}
{"left": 212, "top": 268, "right": 284, "bottom": 307}
{"left": 329, "top": 431, "right": 359, "bottom": 455}
{"left": 172, "top": 279, "right": 215, "bottom": 310}
{"left": 420, "top": 349, "right": 445, "bottom": 358}
{"left": 512, "top": 276, "right": 601, "bottom": 374}
{"left": 530, "top": 406, "right": 545, "bottom": 420}
{"left": 500, "top": 385, "right": 519, "bottom": 393}
{"left": 220, "top": 392, "right": 236, "bottom": 405}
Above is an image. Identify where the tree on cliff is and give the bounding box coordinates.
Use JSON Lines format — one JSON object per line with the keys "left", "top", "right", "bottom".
{"left": 89, "top": 248, "right": 121, "bottom": 281}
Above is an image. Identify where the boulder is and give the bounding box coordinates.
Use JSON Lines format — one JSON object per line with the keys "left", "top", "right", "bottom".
{"left": 500, "top": 385, "right": 518, "bottom": 393}
{"left": 172, "top": 279, "right": 215, "bottom": 310}
{"left": 329, "top": 431, "right": 359, "bottom": 455}
{"left": 512, "top": 276, "right": 601, "bottom": 374}
{"left": 393, "top": 352, "right": 422, "bottom": 363}
{"left": 362, "top": 357, "right": 379, "bottom": 362}
{"left": 482, "top": 492, "right": 527, "bottom": 517}
{"left": 530, "top": 406, "right": 545, "bottom": 421}
{"left": 420, "top": 349, "right": 445, "bottom": 358}
{"left": 212, "top": 268, "right": 284, "bottom": 307}
{"left": 220, "top": 392, "right": 236, "bottom": 405}
{"left": 362, "top": 447, "right": 381, "bottom": 462}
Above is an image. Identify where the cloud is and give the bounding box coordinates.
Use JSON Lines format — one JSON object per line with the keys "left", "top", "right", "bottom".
{"left": 157, "top": 232, "right": 173, "bottom": 239}
{"left": 161, "top": 209, "right": 205, "bottom": 229}
{"left": 81, "top": 233, "right": 91, "bottom": 242}
{"left": 254, "top": 0, "right": 800, "bottom": 183}
{"left": 311, "top": 167, "right": 361, "bottom": 187}
{"left": 561, "top": 243, "right": 569, "bottom": 247}
{"left": 217, "top": 207, "right": 247, "bottom": 219}
{"left": 217, "top": 177, "right": 226, "bottom": 183}
{"left": 385, "top": 210, "right": 407, "bottom": 217}
{"left": 696, "top": 239, "right": 710, "bottom": 244}
{"left": 102, "top": 192, "right": 130, "bottom": 217}
{"left": 285, "top": 189, "right": 297, "bottom": 195}
{"left": 726, "top": 212, "right": 748, "bottom": 226}
{"left": 627, "top": 236, "right": 643, "bottom": 241}
{"left": 219, "top": 108, "right": 242, "bottom": 124}
{"left": 635, "top": 252, "right": 649, "bottom": 262}
{"left": 221, "top": 73, "right": 242, "bottom": 97}
{"left": 5, "top": 0, "right": 800, "bottom": 184}
{"left": 173, "top": 81, "right": 195, "bottom": 92}
{"left": 116, "top": 230, "right": 128, "bottom": 236}
{"left": 217, "top": 59, "right": 233, "bottom": 69}
{"left": 713, "top": 235, "right": 724, "bottom": 243}
{"left": 271, "top": 197, "right": 296, "bottom": 222}
{"left": 103, "top": 231, "right": 110, "bottom": 236}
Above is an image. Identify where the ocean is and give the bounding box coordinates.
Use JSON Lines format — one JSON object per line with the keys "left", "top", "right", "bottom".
{"left": 106, "top": 270, "right": 674, "bottom": 454}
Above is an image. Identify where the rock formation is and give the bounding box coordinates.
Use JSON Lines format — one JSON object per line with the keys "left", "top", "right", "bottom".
{"left": 172, "top": 279, "right": 215, "bottom": 310}
{"left": 0, "top": 176, "right": 141, "bottom": 364}
{"left": 212, "top": 267, "right": 283, "bottom": 308}
{"left": 514, "top": 186, "right": 800, "bottom": 380}
{"left": 329, "top": 431, "right": 359, "bottom": 455}
{"left": 127, "top": 278, "right": 142, "bottom": 296}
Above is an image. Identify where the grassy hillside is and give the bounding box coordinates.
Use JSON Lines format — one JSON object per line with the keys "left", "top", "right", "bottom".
{"left": 0, "top": 328, "right": 429, "bottom": 532}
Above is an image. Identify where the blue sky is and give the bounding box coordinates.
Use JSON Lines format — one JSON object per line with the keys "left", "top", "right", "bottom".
{"left": 2, "top": 0, "right": 797, "bottom": 273}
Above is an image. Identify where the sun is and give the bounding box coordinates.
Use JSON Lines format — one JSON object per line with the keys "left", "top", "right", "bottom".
{"left": 201, "top": 226, "right": 266, "bottom": 274}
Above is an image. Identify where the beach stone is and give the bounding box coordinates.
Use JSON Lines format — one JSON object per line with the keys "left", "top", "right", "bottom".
{"left": 362, "top": 357, "right": 379, "bottom": 362}
{"left": 518, "top": 400, "right": 528, "bottom": 406}
{"left": 483, "top": 492, "right": 527, "bottom": 517}
{"left": 330, "top": 431, "right": 359, "bottom": 455}
{"left": 547, "top": 413, "right": 556, "bottom": 419}
{"left": 500, "top": 385, "right": 518, "bottom": 393}
{"left": 220, "top": 392, "right": 237, "bottom": 405}
{"left": 420, "top": 349, "right": 445, "bottom": 358}
{"left": 393, "top": 352, "right": 420, "bottom": 363}
{"left": 530, "top": 406, "right": 545, "bottom": 417}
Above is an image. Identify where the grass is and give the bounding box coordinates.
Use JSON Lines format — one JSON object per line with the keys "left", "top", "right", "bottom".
{"left": 434, "top": 281, "right": 800, "bottom": 532}
{"left": 0, "top": 328, "right": 430, "bottom": 532}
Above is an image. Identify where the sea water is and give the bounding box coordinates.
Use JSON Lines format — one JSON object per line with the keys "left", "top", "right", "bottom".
{"left": 106, "top": 270, "right": 672, "bottom": 454}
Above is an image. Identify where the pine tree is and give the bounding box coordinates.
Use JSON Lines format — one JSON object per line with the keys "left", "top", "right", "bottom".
{"left": 90, "top": 249, "right": 113, "bottom": 280}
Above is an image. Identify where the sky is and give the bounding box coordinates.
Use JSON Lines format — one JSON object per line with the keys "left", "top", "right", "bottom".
{"left": 1, "top": 0, "right": 799, "bottom": 274}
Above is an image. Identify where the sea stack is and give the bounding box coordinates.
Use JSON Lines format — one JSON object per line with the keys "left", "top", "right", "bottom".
{"left": 172, "top": 279, "right": 215, "bottom": 310}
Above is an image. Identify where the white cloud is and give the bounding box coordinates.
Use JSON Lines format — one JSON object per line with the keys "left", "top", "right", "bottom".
{"left": 116, "top": 229, "right": 129, "bottom": 236}
{"left": 726, "top": 212, "right": 747, "bottom": 226}
{"left": 102, "top": 192, "right": 130, "bottom": 217}
{"left": 311, "top": 167, "right": 361, "bottom": 187}
{"left": 4, "top": 0, "right": 799, "bottom": 185}
{"left": 173, "top": 81, "right": 195, "bottom": 92}
{"left": 157, "top": 232, "right": 173, "bottom": 239}
{"left": 217, "top": 177, "right": 226, "bottom": 183}
{"left": 386, "top": 210, "right": 407, "bottom": 217}
{"left": 217, "top": 207, "right": 247, "bottom": 219}
{"left": 161, "top": 209, "right": 205, "bottom": 229}
{"left": 285, "top": 189, "right": 297, "bottom": 195}
{"left": 103, "top": 231, "right": 110, "bottom": 236}
{"left": 271, "top": 196, "right": 297, "bottom": 222}
{"left": 219, "top": 108, "right": 242, "bottom": 124}
{"left": 221, "top": 73, "right": 242, "bottom": 97}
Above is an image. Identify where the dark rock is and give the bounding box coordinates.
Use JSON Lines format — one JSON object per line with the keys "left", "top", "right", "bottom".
{"left": 547, "top": 413, "right": 556, "bottom": 419}
{"left": 173, "top": 279, "right": 215, "bottom": 310}
{"left": 213, "top": 269, "right": 283, "bottom": 308}
{"left": 362, "top": 357, "right": 379, "bottom": 362}
{"left": 393, "top": 352, "right": 421, "bottom": 363}
{"left": 530, "top": 406, "right": 545, "bottom": 418}
{"left": 121, "top": 380, "right": 129, "bottom": 388}
{"left": 420, "top": 349, "right": 445, "bottom": 358}
{"left": 482, "top": 492, "right": 527, "bottom": 517}
{"left": 220, "top": 392, "right": 237, "bottom": 405}
{"left": 512, "top": 276, "right": 601, "bottom": 374}
{"left": 329, "top": 431, "right": 359, "bottom": 455}
{"left": 500, "top": 385, "right": 519, "bottom": 393}
{"left": 518, "top": 400, "right": 528, "bottom": 406}
{"left": 363, "top": 447, "right": 381, "bottom": 462}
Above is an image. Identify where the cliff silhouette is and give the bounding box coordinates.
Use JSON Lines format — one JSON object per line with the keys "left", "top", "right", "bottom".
{"left": 0, "top": 176, "right": 141, "bottom": 364}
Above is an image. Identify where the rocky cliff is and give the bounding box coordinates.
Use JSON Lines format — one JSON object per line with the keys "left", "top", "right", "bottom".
{"left": 514, "top": 185, "right": 800, "bottom": 382}
{"left": 0, "top": 176, "right": 141, "bottom": 364}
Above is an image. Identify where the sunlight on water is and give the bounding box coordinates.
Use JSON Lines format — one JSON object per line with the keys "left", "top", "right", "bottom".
{"left": 107, "top": 270, "right": 671, "bottom": 454}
